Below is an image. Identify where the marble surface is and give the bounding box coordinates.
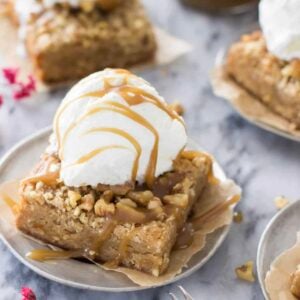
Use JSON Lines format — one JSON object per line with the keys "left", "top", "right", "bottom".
{"left": 0, "top": 1, "right": 299, "bottom": 299}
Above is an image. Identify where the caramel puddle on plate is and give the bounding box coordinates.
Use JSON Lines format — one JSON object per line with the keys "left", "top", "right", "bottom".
{"left": 0, "top": 180, "right": 20, "bottom": 215}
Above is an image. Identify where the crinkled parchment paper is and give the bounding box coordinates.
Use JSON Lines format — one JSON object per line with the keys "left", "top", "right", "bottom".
{"left": 211, "top": 66, "right": 300, "bottom": 139}
{"left": 265, "top": 233, "right": 300, "bottom": 300}
{"left": 0, "top": 167, "right": 241, "bottom": 287}
{"left": 0, "top": 14, "right": 192, "bottom": 91}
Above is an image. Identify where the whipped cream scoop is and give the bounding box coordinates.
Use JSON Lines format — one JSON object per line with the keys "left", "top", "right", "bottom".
{"left": 53, "top": 69, "right": 187, "bottom": 187}
{"left": 259, "top": 0, "right": 300, "bottom": 61}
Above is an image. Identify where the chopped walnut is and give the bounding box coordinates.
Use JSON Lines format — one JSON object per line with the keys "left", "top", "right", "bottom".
{"left": 79, "top": 193, "right": 95, "bottom": 212}
{"left": 274, "top": 196, "right": 290, "bottom": 210}
{"left": 281, "top": 60, "right": 300, "bottom": 79}
{"left": 79, "top": 212, "right": 88, "bottom": 224}
{"left": 290, "top": 266, "right": 300, "bottom": 298}
{"left": 94, "top": 198, "right": 115, "bottom": 217}
{"left": 68, "top": 190, "right": 81, "bottom": 208}
{"left": 118, "top": 198, "right": 137, "bottom": 208}
{"left": 235, "top": 261, "right": 255, "bottom": 282}
{"left": 163, "top": 194, "right": 189, "bottom": 208}
{"left": 147, "top": 197, "right": 162, "bottom": 210}
{"left": 127, "top": 190, "right": 153, "bottom": 206}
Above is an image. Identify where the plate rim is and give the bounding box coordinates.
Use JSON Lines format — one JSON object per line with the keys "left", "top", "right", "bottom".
{"left": 256, "top": 201, "right": 298, "bottom": 300}
{"left": 0, "top": 127, "right": 232, "bottom": 292}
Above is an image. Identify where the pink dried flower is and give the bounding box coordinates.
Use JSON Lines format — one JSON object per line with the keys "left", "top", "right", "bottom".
{"left": 0, "top": 95, "right": 3, "bottom": 107}
{"left": 13, "top": 84, "right": 31, "bottom": 100}
{"left": 13, "top": 76, "right": 36, "bottom": 101}
{"left": 21, "top": 287, "right": 36, "bottom": 300}
{"left": 26, "top": 75, "right": 36, "bottom": 92}
{"left": 3, "top": 68, "right": 19, "bottom": 84}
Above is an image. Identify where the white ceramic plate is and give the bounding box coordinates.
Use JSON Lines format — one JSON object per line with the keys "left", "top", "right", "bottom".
{"left": 257, "top": 200, "right": 300, "bottom": 299}
{"left": 0, "top": 127, "right": 231, "bottom": 292}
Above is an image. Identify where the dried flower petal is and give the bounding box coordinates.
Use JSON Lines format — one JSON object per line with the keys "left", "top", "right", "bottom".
{"left": 235, "top": 260, "right": 255, "bottom": 282}
{"left": 3, "top": 67, "right": 19, "bottom": 84}
{"left": 0, "top": 95, "right": 3, "bottom": 107}
{"left": 21, "top": 287, "right": 36, "bottom": 300}
{"left": 274, "top": 196, "right": 289, "bottom": 210}
{"left": 13, "top": 75, "right": 36, "bottom": 101}
{"left": 26, "top": 75, "right": 36, "bottom": 92}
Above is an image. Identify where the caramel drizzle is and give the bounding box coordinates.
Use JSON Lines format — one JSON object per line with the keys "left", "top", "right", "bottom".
{"left": 191, "top": 194, "right": 240, "bottom": 230}
{"left": 1, "top": 193, "right": 19, "bottom": 214}
{"left": 61, "top": 101, "right": 159, "bottom": 187}
{"left": 26, "top": 249, "right": 81, "bottom": 261}
{"left": 104, "top": 226, "right": 138, "bottom": 268}
{"left": 83, "top": 128, "right": 142, "bottom": 182}
{"left": 76, "top": 145, "right": 128, "bottom": 165}
{"left": 174, "top": 194, "right": 240, "bottom": 251}
{"left": 54, "top": 70, "right": 185, "bottom": 187}
{"left": 22, "top": 155, "right": 60, "bottom": 185}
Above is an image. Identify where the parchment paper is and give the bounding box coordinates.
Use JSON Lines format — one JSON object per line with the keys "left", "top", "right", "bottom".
{"left": 265, "top": 233, "right": 300, "bottom": 300}
{"left": 211, "top": 66, "right": 300, "bottom": 138}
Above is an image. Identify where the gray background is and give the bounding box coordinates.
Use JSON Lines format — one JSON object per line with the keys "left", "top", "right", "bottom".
{"left": 1, "top": 1, "right": 299, "bottom": 299}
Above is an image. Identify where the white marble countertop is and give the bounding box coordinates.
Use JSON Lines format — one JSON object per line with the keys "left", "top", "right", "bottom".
{"left": 0, "top": 1, "right": 299, "bottom": 299}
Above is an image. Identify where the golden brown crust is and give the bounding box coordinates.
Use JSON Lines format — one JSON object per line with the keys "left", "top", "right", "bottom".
{"left": 226, "top": 31, "right": 300, "bottom": 129}
{"left": 16, "top": 152, "right": 211, "bottom": 275}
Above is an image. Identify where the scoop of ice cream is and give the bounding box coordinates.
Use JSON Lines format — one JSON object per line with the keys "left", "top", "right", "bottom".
{"left": 53, "top": 69, "right": 187, "bottom": 187}
{"left": 259, "top": 0, "right": 300, "bottom": 60}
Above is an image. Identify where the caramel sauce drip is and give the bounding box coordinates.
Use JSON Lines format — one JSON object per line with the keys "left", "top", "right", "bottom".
{"left": 83, "top": 128, "right": 142, "bottom": 182}
{"left": 174, "top": 222, "right": 194, "bottom": 250}
{"left": 27, "top": 249, "right": 81, "bottom": 261}
{"left": 1, "top": 193, "right": 19, "bottom": 214}
{"left": 76, "top": 145, "right": 128, "bottom": 164}
{"left": 22, "top": 171, "right": 59, "bottom": 186}
{"left": 91, "top": 219, "right": 117, "bottom": 253}
{"left": 191, "top": 194, "right": 240, "bottom": 231}
{"left": 104, "top": 227, "right": 138, "bottom": 269}
{"left": 22, "top": 155, "right": 60, "bottom": 185}
{"left": 54, "top": 70, "right": 185, "bottom": 187}
{"left": 174, "top": 194, "right": 240, "bottom": 250}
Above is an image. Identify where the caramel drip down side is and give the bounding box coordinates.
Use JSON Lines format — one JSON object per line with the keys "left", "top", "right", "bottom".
{"left": 1, "top": 193, "right": 19, "bottom": 214}
{"left": 191, "top": 194, "right": 240, "bottom": 230}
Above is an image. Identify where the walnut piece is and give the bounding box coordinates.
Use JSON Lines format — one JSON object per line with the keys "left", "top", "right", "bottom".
{"left": 68, "top": 190, "right": 81, "bottom": 208}
{"left": 235, "top": 261, "right": 255, "bottom": 282}
{"left": 274, "top": 196, "right": 290, "bottom": 210}
{"left": 79, "top": 193, "right": 95, "bottom": 212}
{"left": 163, "top": 194, "right": 188, "bottom": 208}
{"left": 94, "top": 198, "right": 115, "bottom": 217}
{"left": 127, "top": 190, "right": 153, "bottom": 206}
